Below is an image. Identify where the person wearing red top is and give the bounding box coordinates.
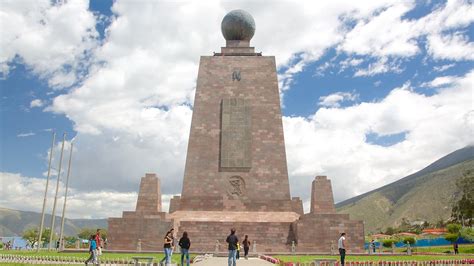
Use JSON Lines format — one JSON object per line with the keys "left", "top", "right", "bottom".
{"left": 95, "top": 229, "right": 102, "bottom": 256}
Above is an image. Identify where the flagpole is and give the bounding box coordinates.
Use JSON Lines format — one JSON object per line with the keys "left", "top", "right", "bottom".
{"left": 48, "top": 132, "right": 66, "bottom": 250}
{"left": 37, "top": 131, "right": 56, "bottom": 252}
{"left": 59, "top": 142, "right": 73, "bottom": 250}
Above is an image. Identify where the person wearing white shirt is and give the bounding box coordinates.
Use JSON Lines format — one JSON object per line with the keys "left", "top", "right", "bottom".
{"left": 338, "top": 233, "right": 346, "bottom": 265}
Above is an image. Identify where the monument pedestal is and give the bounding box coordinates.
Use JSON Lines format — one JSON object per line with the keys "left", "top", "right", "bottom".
{"left": 107, "top": 174, "right": 172, "bottom": 251}
{"left": 294, "top": 176, "right": 365, "bottom": 253}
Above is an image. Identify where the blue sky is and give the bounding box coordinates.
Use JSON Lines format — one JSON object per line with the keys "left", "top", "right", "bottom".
{"left": 0, "top": 0, "right": 472, "bottom": 218}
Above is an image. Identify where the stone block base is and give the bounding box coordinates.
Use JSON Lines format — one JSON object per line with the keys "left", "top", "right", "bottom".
{"left": 295, "top": 213, "right": 365, "bottom": 253}
{"left": 108, "top": 211, "right": 172, "bottom": 251}
{"left": 170, "top": 211, "right": 300, "bottom": 252}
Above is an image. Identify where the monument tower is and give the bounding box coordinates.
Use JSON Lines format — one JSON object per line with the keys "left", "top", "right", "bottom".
{"left": 108, "top": 10, "right": 364, "bottom": 253}
{"left": 175, "top": 10, "right": 298, "bottom": 212}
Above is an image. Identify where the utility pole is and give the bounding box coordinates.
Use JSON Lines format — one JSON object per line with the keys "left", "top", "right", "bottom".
{"left": 37, "top": 131, "right": 56, "bottom": 252}
{"left": 48, "top": 132, "right": 66, "bottom": 250}
{"left": 59, "top": 142, "right": 73, "bottom": 250}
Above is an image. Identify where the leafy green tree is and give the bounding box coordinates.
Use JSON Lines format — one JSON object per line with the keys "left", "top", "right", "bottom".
{"left": 447, "top": 223, "right": 462, "bottom": 234}
{"left": 99, "top": 229, "right": 107, "bottom": 239}
{"left": 77, "top": 228, "right": 96, "bottom": 240}
{"left": 460, "top": 227, "right": 474, "bottom": 242}
{"left": 382, "top": 239, "right": 396, "bottom": 248}
{"left": 451, "top": 169, "right": 474, "bottom": 226}
{"left": 22, "top": 228, "right": 55, "bottom": 245}
{"left": 22, "top": 228, "right": 39, "bottom": 244}
{"left": 403, "top": 237, "right": 416, "bottom": 245}
{"left": 445, "top": 233, "right": 459, "bottom": 243}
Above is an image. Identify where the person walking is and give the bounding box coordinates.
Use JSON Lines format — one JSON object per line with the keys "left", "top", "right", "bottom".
{"left": 226, "top": 228, "right": 239, "bottom": 266}
{"left": 95, "top": 229, "right": 102, "bottom": 265}
{"left": 85, "top": 235, "right": 97, "bottom": 265}
{"left": 242, "top": 235, "right": 250, "bottom": 259}
{"left": 178, "top": 231, "right": 191, "bottom": 266}
{"left": 159, "top": 228, "right": 174, "bottom": 266}
{"left": 338, "top": 233, "right": 346, "bottom": 266}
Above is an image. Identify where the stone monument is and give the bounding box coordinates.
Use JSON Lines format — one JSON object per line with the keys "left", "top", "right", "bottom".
{"left": 108, "top": 9, "right": 364, "bottom": 253}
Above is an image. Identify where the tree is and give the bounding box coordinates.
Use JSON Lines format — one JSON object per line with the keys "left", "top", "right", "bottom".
{"left": 382, "top": 239, "right": 396, "bottom": 248}
{"left": 403, "top": 237, "right": 416, "bottom": 245}
{"left": 77, "top": 228, "right": 96, "bottom": 240}
{"left": 22, "top": 228, "right": 39, "bottom": 244}
{"left": 451, "top": 169, "right": 474, "bottom": 226}
{"left": 460, "top": 227, "right": 474, "bottom": 242}
{"left": 99, "top": 229, "right": 108, "bottom": 239}
{"left": 447, "top": 223, "right": 462, "bottom": 234}
{"left": 22, "top": 227, "right": 55, "bottom": 245}
{"left": 445, "top": 233, "right": 459, "bottom": 243}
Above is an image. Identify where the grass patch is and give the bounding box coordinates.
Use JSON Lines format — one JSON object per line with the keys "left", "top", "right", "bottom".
{"left": 407, "top": 244, "right": 474, "bottom": 254}
{"left": 0, "top": 250, "right": 195, "bottom": 264}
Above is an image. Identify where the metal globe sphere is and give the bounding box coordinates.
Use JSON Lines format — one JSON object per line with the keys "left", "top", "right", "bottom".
{"left": 221, "top": 9, "right": 256, "bottom": 41}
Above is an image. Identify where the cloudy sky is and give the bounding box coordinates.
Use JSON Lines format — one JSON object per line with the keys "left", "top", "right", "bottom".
{"left": 0, "top": 0, "right": 473, "bottom": 219}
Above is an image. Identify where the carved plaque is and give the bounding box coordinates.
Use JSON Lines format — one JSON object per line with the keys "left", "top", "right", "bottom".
{"left": 228, "top": 176, "right": 246, "bottom": 196}
{"left": 220, "top": 98, "right": 251, "bottom": 170}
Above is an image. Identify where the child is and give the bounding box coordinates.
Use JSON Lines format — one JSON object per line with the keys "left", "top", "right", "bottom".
{"left": 236, "top": 242, "right": 240, "bottom": 260}
{"left": 85, "top": 235, "right": 97, "bottom": 265}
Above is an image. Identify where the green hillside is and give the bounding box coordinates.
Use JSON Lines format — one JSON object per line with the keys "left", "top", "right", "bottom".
{"left": 337, "top": 159, "right": 473, "bottom": 233}
{"left": 0, "top": 207, "right": 106, "bottom": 237}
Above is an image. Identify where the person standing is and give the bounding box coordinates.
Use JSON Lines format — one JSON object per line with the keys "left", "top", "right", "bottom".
{"left": 178, "top": 231, "right": 191, "bottom": 266}
{"left": 226, "top": 228, "right": 239, "bottom": 266}
{"left": 242, "top": 235, "right": 250, "bottom": 259}
{"left": 85, "top": 235, "right": 97, "bottom": 265}
{"left": 236, "top": 242, "right": 240, "bottom": 260}
{"left": 160, "top": 228, "right": 174, "bottom": 266}
{"left": 453, "top": 242, "right": 459, "bottom": 254}
{"left": 338, "top": 233, "right": 346, "bottom": 266}
{"left": 370, "top": 239, "right": 376, "bottom": 254}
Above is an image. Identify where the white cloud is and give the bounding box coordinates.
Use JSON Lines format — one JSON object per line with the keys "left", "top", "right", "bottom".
{"left": 427, "top": 33, "right": 474, "bottom": 61}
{"left": 339, "top": 2, "right": 420, "bottom": 58}
{"left": 340, "top": 0, "right": 473, "bottom": 75}
{"left": 0, "top": 172, "right": 176, "bottom": 219}
{"left": 420, "top": 75, "right": 456, "bottom": 87}
{"left": 0, "top": 0, "right": 98, "bottom": 87}
{"left": 285, "top": 70, "right": 474, "bottom": 207}
{"left": 433, "top": 63, "right": 455, "bottom": 72}
{"left": 17, "top": 132, "right": 35, "bottom": 138}
{"left": 354, "top": 57, "right": 403, "bottom": 77}
{"left": 319, "top": 92, "right": 358, "bottom": 108}
{"left": 30, "top": 99, "right": 44, "bottom": 108}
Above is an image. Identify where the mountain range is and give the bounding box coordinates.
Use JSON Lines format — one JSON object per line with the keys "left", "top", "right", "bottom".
{"left": 336, "top": 146, "right": 474, "bottom": 233}
{"left": 0, "top": 207, "right": 106, "bottom": 237}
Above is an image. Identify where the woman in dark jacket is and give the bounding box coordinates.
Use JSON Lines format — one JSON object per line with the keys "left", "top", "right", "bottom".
{"left": 178, "top": 231, "right": 191, "bottom": 266}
